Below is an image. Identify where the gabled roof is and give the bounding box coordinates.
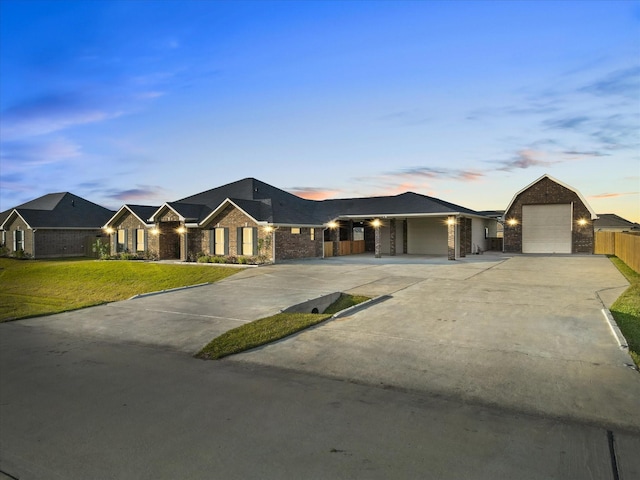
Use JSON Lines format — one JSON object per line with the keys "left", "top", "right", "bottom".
{"left": 104, "top": 204, "right": 159, "bottom": 228}
{"left": 148, "top": 177, "right": 491, "bottom": 227}
{"left": 504, "top": 174, "right": 598, "bottom": 220}
{"left": 170, "top": 178, "right": 319, "bottom": 225}
{"left": 1, "top": 192, "right": 114, "bottom": 229}
{"left": 594, "top": 214, "right": 640, "bottom": 230}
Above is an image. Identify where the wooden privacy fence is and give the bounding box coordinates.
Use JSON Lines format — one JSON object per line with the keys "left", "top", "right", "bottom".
{"left": 323, "top": 240, "right": 366, "bottom": 257}
{"left": 594, "top": 232, "right": 640, "bottom": 273}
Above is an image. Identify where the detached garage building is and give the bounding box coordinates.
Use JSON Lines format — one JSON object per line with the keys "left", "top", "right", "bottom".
{"left": 503, "top": 175, "right": 597, "bottom": 254}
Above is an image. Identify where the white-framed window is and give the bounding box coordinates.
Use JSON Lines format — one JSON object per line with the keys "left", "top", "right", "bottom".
{"left": 14, "top": 230, "right": 24, "bottom": 251}
{"left": 117, "top": 229, "right": 127, "bottom": 252}
{"left": 213, "top": 227, "right": 228, "bottom": 255}
{"left": 136, "top": 229, "right": 146, "bottom": 252}
{"left": 238, "top": 227, "right": 257, "bottom": 256}
{"left": 353, "top": 227, "right": 364, "bottom": 241}
{"left": 291, "top": 227, "right": 300, "bottom": 234}
{"left": 310, "top": 228, "right": 315, "bottom": 241}
{"left": 1, "top": 230, "right": 6, "bottom": 246}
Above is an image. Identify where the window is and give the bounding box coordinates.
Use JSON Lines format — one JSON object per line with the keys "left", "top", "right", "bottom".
{"left": 212, "top": 227, "right": 228, "bottom": 255}
{"left": 136, "top": 229, "right": 146, "bottom": 252}
{"left": 14, "top": 230, "right": 24, "bottom": 251}
{"left": 238, "top": 227, "right": 257, "bottom": 256}
{"left": 310, "top": 228, "right": 315, "bottom": 241}
{"left": 1, "top": 230, "right": 5, "bottom": 246}
{"left": 117, "top": 229, "right": 127, "bottom": 252}
{"left": 353, "top": 227, "right": 364, "bottom": 241}
{"left": 291, "top": 227, "right": 300, "bottom": 234}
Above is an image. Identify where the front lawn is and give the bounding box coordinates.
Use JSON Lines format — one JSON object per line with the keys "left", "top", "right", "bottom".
{"left": 609, "top": 256, "right": 640, "bottom": 368}
{"left": 0, "top": 257, "right": 239, "bottom": 322}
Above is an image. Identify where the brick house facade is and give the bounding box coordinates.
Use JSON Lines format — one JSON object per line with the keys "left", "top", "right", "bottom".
{"left": 0, "top": 192, "right": 113, "bottom": 259}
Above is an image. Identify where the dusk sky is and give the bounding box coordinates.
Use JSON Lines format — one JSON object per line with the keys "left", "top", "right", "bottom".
{"left": 1, "top": 0, "right": 638, "bottom": 222}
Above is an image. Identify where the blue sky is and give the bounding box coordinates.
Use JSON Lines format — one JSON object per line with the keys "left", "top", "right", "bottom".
{"left": 1, "top": 0, "right": 638, "bottom": 222}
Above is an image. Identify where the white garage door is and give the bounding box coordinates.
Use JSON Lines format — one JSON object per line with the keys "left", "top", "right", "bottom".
{"left": 522, "top": 204, "right": 572, "bottom": 254}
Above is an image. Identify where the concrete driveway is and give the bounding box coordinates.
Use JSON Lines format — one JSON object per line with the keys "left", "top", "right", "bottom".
{"left": 15, "top": 253, "right": 639, "bottom": 431}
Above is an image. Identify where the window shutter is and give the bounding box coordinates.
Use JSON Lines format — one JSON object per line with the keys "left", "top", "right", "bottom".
{"left": 224, "top": 228, "right": 229, "bottom": 255}
{"left": 209, "top": 229, "right": 214, "bottom": 255}
{"left": 13, "top": 231, "right": 17, "bottom": 251}
{"left": 252, "top": 228, "right": 258, "bottom": 256}
{"left": 144, "top": 230, "right": 148, "bottom": 251}
{"left": 237, "top": 227, "right": 243, "bottom": 255}
{"left": 124, "top": 230, "right": 129, "bottom": 252}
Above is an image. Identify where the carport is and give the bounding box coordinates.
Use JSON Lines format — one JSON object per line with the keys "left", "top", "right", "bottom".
{"left": 323, "top": 212, "right": 498, "bottom": 260}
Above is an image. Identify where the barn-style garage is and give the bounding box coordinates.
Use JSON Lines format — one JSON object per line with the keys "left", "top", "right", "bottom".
{"left": 503, "top": 175, "right": 597, "bottom": 254}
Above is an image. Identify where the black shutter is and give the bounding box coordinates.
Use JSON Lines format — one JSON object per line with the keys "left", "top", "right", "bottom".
{"left": 237, "top": 227, "right": 243, "bottom": 255}
{"left": 224, "top": 228, "right": 229, "bottom": 255}
{"left": 252, "top": 228, "right": 258, "bottom": 256}
{"left": 209, "top": 229, "right": 214, "bottom": 255}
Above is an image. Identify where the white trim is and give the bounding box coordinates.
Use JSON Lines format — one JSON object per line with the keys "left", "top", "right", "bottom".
{"left": 504, "top": 174, "right": 598, "bottom": 220}
{"left": 334, "top": 212, "right": 487, "bottom": 221}
{"left": 103, "top": 205, "right": 155, "bottom": 229}
{"left": 0, "top": 210, "right": 32, "bottom": 230}
{"left": 198, "top": 198, "right": 262, "bottom": 227}
{"left": 149, "top": 203, "right": 186, "bottom": 222}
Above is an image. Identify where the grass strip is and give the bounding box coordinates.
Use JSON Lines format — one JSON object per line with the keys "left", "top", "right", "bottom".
{"left": 608, "top": 256, "right": 640, "bottom": 367}
{"left": 196, "top": 312, "right": 332, "bottom": 360}
{"left": 0, "top": 257, "right": 239, "bottom": 322}
{"left": 197, "top": 293, "right": 370, "bottom": 360}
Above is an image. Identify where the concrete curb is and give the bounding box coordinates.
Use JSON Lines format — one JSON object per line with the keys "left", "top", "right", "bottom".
{"left": 601, "top": 308, "right": 628, "bottom": 350}
{"left": 331, "top": 295, "right": 392, "bottom": 319}
{"left": 129, "top": 283, "right": 210, "bottom": 300}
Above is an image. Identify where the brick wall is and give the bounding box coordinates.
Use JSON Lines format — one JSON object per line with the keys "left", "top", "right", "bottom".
{"left": 504, "top": 176, "right": 594, "bottom": 253}
{"left": 274, "top": 227, "right": 322, "bottom": 260}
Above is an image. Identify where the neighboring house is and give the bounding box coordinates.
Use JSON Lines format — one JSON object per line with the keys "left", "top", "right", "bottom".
{"left": 0, "top": 192, "right": 114, "bottom": 258}
{"left": 103, "top": 177, "right": 498, "bottom": 262}
{"left": 594, "top": 214, "right": 640, "bottom": 232}
{"left": 503, "top": 174, "right": 598, "bottom": 254}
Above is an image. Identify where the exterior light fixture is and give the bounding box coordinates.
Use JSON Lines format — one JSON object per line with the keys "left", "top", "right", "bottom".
{"left": 176, "top": 226, "right": 186, "bottom": 234}
{"left": 577, "top": 218, "right": 588, "bottom": 226}
{"left": 507, "top": 218, "right": 518, "bottom": 227}
{"left": 327, "top": 221, "right": 338, "bottom": 229}
{"left": 371, "top": 219, "right": 382, "bottom": 228}
{"left": 150, "top": 228, "right": 160, "bottom": 235}
{"left": 264, "top": 225, "right": 274, "bottom": 233}
{"left": 105, "top": 227, "right": 115, "bottom": 234}
{"left": 446, "top": 218, "right": 456, "bottom": 226}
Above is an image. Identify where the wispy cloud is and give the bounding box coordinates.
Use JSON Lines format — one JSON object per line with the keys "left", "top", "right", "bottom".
{"left": 0, "top": 92, "right": 123, "bottom": 140}
{"left": 384, "top": 166, "right": 484, "bottom": 181}
{"left": 288, "top": 187, "right": 342, "bottom": 200}
{"left": 495, "top": 149, "right": 560, "bottom": 171}
{"left": 581, "top": 66, "right": 640, "bottom": 99}
{"left": 105, "top": 185, "right": 167, "bottom": 202}
{"left": 589, "top": 191, "right": 638, "bottom": 199}
{"left": 0, "top": 137, "right": 82, "bottom": 165}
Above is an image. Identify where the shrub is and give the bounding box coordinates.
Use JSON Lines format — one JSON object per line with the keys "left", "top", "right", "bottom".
{"left": 197, "top": 254, "right": 211, "bottom": 263}
{"left": 225, "top": 255, "right": 238, "bottom": 264}
{"left": 0, "top": 244, "right": 9, "bottom": 257}
{"left": 142, "top": 250, "right": 159, "bottom": 261}
{"left": 92, "top": 239, "right": 110, "bottom": 260}
{"left": 13, "top": 249, "right": 32, "bottom": 260}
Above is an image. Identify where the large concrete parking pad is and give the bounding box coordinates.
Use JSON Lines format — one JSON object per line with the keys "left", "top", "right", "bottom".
{"left": 235, "top": 255, "right": 640, "bottom": 431}
{"left": 2, "top": 253, "right": 640, "bottom": 479}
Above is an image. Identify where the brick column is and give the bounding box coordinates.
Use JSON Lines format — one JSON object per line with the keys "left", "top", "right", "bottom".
{"left": 390, "top": 218, "right": 396, "bottom": 256}
{"left": 332, "top": 224, "right": 340, "bottom": 257}
{"left": 403, "top": 219, "right": 408, "bottom": 253}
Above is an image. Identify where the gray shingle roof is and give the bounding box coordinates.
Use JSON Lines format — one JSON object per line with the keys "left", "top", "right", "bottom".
{"left": 594, "top": 214, "right": 640, "bottom": 230}
{"left": 1, "top": 192, "right": 114, "bottom": 229}
{"left": 165, "top": 178, "right": 489, "bottom": 226}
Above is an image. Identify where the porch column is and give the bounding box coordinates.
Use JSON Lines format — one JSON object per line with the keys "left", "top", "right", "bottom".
{"left": 403, "top": 219, "right": 408, "bottom": 254}
{"left": 332, "top": 223, "right": 340, "bottom": 257}
{"left": 447, "top": 216, "right": 456, "bottom": 261}
{"left": 389, "top": 218, "right": 396, "bottom": 256}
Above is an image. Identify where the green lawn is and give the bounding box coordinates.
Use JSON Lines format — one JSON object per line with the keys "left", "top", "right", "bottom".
{"left": 609, "top": 256, "right": 640, "bottom": 368}
{"left": 197, "top": 293, "right": 370, "bottom": 360}
{"left": 0, "top": 257, "right": 239, "bottom": 322}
